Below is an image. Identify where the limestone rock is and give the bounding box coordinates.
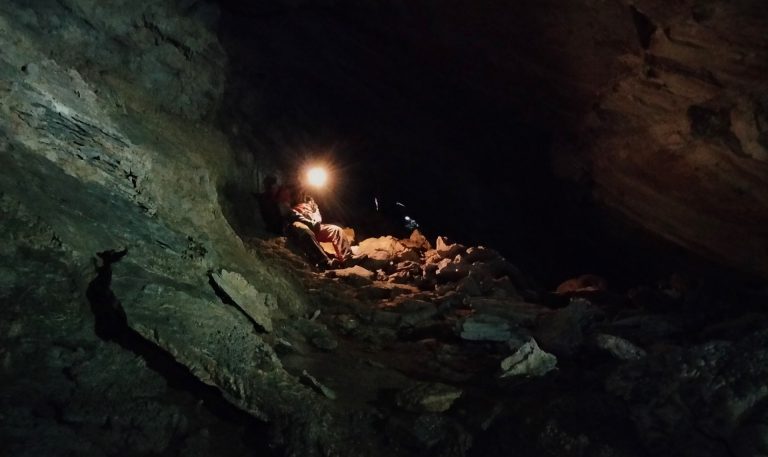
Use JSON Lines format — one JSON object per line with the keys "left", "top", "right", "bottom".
{"left": 500, "top": 338, "right": 557, "bottom": 378}
{"left": 210, "top": 269, "right": 275, "bottom": 332}
{"left": 395, "top": 382, "right": 463, "bottom": 413}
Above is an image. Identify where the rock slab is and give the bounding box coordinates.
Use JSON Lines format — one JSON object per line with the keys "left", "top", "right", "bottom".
{"left": 211, "top": 269, "right": 274, "bottom": 332}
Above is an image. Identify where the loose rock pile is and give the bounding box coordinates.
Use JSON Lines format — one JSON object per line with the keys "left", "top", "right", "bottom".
{"left": 257, "top": 228, "right": 768, "bottom": 457}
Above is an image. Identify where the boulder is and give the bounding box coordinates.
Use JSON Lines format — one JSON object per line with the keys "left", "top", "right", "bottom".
{"left": 435, "top": 236, "right": 466, "bottom": 259}
{"left": 500, "top": 338, "right": 557, "bottom": 378}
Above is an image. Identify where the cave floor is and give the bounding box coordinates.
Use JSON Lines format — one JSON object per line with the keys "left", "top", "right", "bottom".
{"left": 238, "top": 234, "right": 768, "bottom": 457}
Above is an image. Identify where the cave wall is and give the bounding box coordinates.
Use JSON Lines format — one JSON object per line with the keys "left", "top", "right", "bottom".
{"left": 0, "top": 1, "right": 325, "bottom": 454}
{"left": 549, "top": 0, "right": 768, "bottom": 278}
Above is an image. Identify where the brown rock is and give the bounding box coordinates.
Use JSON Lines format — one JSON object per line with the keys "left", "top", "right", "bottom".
{"left": 435, "top": 236, "right": 465, "bottom": 259}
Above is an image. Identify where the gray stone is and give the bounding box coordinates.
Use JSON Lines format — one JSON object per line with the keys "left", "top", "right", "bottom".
{"left": 500, "top": 338, "right": 557, "bottom": 378}
{"left": 210, "top": 269, "right": 275, "bottom": 332}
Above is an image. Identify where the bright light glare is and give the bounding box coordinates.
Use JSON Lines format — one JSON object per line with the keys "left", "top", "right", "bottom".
{"left": 306, "top": 166, "right": 328, "bottom": 187}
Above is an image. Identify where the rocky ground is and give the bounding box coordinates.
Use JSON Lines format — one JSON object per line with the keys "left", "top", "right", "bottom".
{"left": 233, "top": 230, "right": 768, "bottom": 457}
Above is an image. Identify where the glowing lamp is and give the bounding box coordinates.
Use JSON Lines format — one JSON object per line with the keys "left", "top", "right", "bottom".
{"left": 306, "top": 166, "right": 328, "bottom": 188}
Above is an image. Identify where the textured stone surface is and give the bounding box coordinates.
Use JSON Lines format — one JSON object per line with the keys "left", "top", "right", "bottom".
{"left": 396, "top": 382, "right": 463, "bottom": 413}
{"left": 607, "top": 330, "right": 768, "bottom": 457}
{"left": 500, "top": 338, "right": 557, "bottom": 378}
{"left": 211, "top": 269, "right": 275, "bottom": 332}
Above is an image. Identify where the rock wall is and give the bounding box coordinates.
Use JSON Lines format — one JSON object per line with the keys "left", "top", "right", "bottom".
{"left": 0, "top": 1, "right": 327, "bottom": 455}
{"left": 549, "top": 0, "right": 768, "bottom": 278}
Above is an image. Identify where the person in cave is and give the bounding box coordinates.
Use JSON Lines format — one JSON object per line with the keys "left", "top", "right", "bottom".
{"left": 255, "top": 175, "right": 284, "bottom": 235}
{"left": 282, "top": 185, "right": 353, "bottom": 269}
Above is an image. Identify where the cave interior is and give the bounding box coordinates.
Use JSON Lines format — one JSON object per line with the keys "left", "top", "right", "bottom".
{"left": 1, "top": 1, "right": 768, "bottom": 456}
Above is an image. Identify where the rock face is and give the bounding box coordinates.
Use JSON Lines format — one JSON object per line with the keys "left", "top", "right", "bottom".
{"left": 539, "top": 0, "right": 768, "bottom": 277}
{"left": 0, "top": 2, "right": 331, "bottom": 455}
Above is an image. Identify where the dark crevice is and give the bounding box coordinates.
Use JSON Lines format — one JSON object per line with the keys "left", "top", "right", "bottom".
{"left": 630, "top": 5, "right": 657, "bottom": 50}
{"left": 85, "top": 249, "right": 275, "bottom": 455}
{"left": 687, "top": 105, "right": 747, "bottom": 157}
